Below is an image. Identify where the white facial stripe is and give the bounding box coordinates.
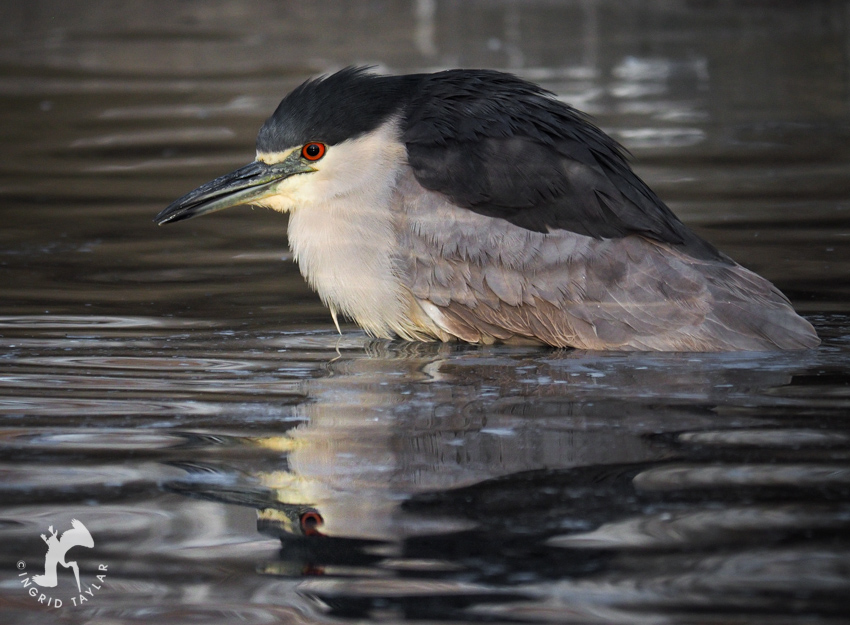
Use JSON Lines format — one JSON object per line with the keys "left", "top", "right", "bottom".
{"left": 256, "top": 147, "right": 300, "bottom": 164}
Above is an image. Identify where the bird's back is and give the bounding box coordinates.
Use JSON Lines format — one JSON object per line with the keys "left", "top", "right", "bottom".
{"left": 403, "top": 70, "right": 723, "bottom": 261}
{"left": 386, "top": 70, "right": 819, "bottom": 350}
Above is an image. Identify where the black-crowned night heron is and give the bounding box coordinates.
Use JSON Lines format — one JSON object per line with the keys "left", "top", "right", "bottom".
{"left": 155, "top": 68, "right": 819, "bottom": 351}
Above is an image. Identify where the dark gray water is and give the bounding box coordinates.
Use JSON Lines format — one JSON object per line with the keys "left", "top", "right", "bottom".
{"left": 2, "top": 1, "right": 850, "bottom": 623}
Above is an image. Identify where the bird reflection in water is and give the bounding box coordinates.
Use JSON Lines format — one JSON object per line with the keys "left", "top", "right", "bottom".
{"left": 159, "top": 340, "right": 850, "bottom": 622}
{"left": 249, "top": 342, "right": 681, "bottom": 544}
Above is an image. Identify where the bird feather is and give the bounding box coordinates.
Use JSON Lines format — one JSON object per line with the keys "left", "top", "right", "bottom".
{"left": 394, "top": 168, "right": 819, "bottom": 351}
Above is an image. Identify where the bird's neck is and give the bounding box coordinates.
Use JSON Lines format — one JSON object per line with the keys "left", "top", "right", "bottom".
{"left": 285, "top": 165, "right": 428, "bottom": 340}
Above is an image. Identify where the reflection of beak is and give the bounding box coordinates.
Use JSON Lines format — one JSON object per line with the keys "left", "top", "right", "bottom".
{"left": 154, "top": 158, "right": 310, "bottom": 225}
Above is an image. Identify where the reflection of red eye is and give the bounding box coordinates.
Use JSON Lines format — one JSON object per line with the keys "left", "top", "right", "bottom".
{"left": 301, "top": 142, "right": 326, "bottom": 161}
{"left": 300, "top": 511, "right": 324, "bottom": 536}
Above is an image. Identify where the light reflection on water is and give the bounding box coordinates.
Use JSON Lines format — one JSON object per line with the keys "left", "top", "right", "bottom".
{"left": 2, "top": 316, "right": 850, "bottom": 623}
{"left": 1, "top": 1, "right": 850, "bottom": 624}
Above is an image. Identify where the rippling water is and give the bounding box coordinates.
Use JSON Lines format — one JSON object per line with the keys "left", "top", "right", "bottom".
{"left": 2, "top": 2, "right": 850, "bottom": 624}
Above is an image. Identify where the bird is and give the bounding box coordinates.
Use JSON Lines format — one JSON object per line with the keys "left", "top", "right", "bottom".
{"left": 155, "top": 67, "right": 820, "bottom": 351}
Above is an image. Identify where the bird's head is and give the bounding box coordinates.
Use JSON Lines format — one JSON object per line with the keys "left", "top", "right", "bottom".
{"left": 154, "top": 68, "right": 415, "bottom": 225}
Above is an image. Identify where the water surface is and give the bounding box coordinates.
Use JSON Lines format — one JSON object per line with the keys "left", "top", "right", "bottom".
{"left": 1, "top": 2, "right": 850, "bottom": 624}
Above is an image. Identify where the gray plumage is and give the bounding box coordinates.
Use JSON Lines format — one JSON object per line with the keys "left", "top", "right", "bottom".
{"left": 396, "top": 167, "right": 815, "bottom": 350}
{"left": 156, "top": 68, "right": 820, "bottom": 351}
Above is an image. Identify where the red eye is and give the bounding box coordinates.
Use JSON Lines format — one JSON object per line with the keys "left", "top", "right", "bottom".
{"left": 301, "top": 142, "right": 326, "bottom": 161}
{"left": 300, "top": 511, "right": 324, "bottom": 536}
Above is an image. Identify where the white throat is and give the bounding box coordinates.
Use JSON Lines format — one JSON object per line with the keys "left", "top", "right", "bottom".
{"left": 280, "top": 120, "right": 416, "bottom": 338}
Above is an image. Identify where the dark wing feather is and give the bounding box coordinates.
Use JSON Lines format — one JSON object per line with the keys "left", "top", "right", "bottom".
{"left": 403, "top": 69, "right": 724, "bottom": 262}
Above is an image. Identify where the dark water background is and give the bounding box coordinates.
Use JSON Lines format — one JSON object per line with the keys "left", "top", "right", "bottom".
{"left": 1, "top": 1, "right": 850, "bottom": 623}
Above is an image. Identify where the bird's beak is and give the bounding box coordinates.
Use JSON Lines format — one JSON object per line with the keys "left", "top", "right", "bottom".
{"left": 154, "top": 158, "right": 307, "bottom": 225}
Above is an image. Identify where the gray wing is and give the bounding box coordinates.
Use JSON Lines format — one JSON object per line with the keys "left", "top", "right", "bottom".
{"left": 395, "top": 169, "right": 819, "bottom": 351}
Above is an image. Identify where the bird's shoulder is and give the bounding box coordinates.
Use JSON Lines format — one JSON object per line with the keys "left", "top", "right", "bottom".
{"left": 401, "top": 70, "right": 721, "bottom": 261}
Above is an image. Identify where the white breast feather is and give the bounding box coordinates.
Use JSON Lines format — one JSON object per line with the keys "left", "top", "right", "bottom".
{"left": 273, "top": 120, "right": 430, "bottom": 339}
